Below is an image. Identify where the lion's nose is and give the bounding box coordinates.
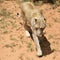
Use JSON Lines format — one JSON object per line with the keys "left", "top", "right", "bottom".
{"left": 40, "top": 23, "right": 46, "bottom": 29}
{"left": 40, "top": 28, "right": 44, "bottom": 31}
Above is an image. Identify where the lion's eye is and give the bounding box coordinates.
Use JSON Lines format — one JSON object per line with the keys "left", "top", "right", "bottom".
{"left": 44, "top": 18, "right": 46, "bottom": 21}
{"left": 17, "top": 13, "right": 19, "bottom": 15}
{"left": 35, "top": 19, "right": 37, "bottom": 22}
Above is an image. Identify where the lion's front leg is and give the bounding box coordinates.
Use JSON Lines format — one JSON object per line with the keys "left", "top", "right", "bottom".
{"left": 32, "top": 34, "right": 42, "bottom": 57}
{"left": 25, "top": 30, "right": 30, "bottom": 37}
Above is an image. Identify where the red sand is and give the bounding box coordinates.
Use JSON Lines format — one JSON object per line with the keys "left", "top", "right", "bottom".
{"left": 0, "top": 1, "right": 60, "bottom": 60}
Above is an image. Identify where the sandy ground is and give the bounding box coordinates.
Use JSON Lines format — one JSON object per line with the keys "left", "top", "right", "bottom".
{"left": 0, "top": 1, "right": 60, "bottom": 60}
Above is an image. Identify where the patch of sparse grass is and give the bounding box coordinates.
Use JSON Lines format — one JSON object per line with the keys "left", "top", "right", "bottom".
{"left": 48, "top": 24, "right": 51, "bottom": 27}
{"left": 0, "top": 18, "right": 5, "bottom": 24}
{"left": 54, "top": 18, "right": 60, "bottom": 23}
{"left": 10, "top": 16, "right": 16, "bottom": 19}
{"left": 0, "top": 9, "right": 12, "bottom": 17}
{"left": 16, "top": 0, "right": 21, "bottom": 4}
{"left": 0, "top": 18, "right": 17, "bottom": 32}
{"left": 24, "top": 0, "right": 31, "bottom": 2}
{"left": 0, "top": 9, "right": 15, "bottom": 19}
{"left": 9, "top": 21, "right": 17, "bottom": 28}
{"left": 54, "top": 19, "right": 58, "bottom": 22}
{"left": 19, "top": 53, "right": 24, "bottom": 60}
{"left": 0, "top": 0, "right": 4, "bottom": 3}
{"left": 0, "top": 29, "right": 8, "bottom": 34}
{"left": 27, "top": 42, "right": 32, "bottom": 48}
{"left": 0, "top": 18, "right": 8, "bottom": 34}
{"left": 57, "top": 9, "right": 60, "bottom": 12}
{"left": 10, "top": 35, "right": 18, "bottom": 42}
{"left": 19, "top": 44, "right": 22, "bottom": 49}
{"left": 52, "top": 17, "right": 60, "bottom": 23}
{"left": 29, "top": 47, "right": 34, "bottom": 52}
{"left": 47, "top": 23, "right": 52, "bottom": 27}
{"left": 10, "top": 37, "right": 18, "bottom": 42}
{"left": 11, "top": 43, "right": 17, "bottom": 47}
{"left": 4, "top": 43, "right": 16, "bottom": 48}
{"left": 4, "top": 44, "right": 13, "bottom": 48}
{"left": 52, "top": 41, "right": 55, "bottom": 44}
{"left": 34, "top": 1, "right": 43, "bottom": 6}
{"left": 48, "top": 34, "right": 54, "bottom": 39}
{"left": 27, "top": 42, "right": 34, "bottom": 52}
{"left": 19, "top": 56, "right": 23, "bottom": 60}
{"left": 1, "top": 26, "right": 6, "bottom": 29}
{"left": 3, "top": 43, "right": 17, "bottom": 52}
{"left": 21, "top": 39, "right": 24, "bottom": 44}
{"left": 0, "top": 20, "right": 6, "bottom": 33}
{"left": 2, "top": 30, "right": 8, "bottom": 34}
{"left": 55, "top": 1, "right": 60, "bottom": 6}
{"left": 54, "top": 48, "right": 60, "bottom": 52}
{"left": 34, "top": 1, "right": 38, "bottom": 5}
{"left": 53, "top": 55, "right": 56, "bottom": 59}
{"left": 0, "top": 18, "right": 6, "bottom": 29}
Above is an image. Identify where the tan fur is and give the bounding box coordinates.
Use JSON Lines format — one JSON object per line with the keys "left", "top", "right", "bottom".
{"left": 20, "top": 2, "right": 46, "bottom": 56}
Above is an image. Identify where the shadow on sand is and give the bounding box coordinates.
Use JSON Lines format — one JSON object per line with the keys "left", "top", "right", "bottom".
{"left": 39, "top": 35, "right": 54, "bottom": 56}
{"left": 25, "top": 26, "right": 54, "bottom": 56}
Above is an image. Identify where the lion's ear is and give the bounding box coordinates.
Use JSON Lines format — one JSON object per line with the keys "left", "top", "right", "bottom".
{"left": 17, "top": 12, "right": 22, "bottom": 18}
{"left": 40, "top": 10, "right": 43, "bottom": 15}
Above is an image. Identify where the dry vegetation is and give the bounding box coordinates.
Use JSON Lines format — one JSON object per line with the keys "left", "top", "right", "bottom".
{"left": 0, "top": 0, "right": 60, "bottom": 60}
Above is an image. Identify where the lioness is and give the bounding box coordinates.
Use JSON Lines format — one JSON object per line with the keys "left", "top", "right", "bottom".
{"left": 19, "top": 2, "right": 46, "bottom": 56}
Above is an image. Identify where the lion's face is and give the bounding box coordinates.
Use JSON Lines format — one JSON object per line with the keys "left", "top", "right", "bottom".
{"left": 31, "top": 16, "right": 46, "bottom": 36}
